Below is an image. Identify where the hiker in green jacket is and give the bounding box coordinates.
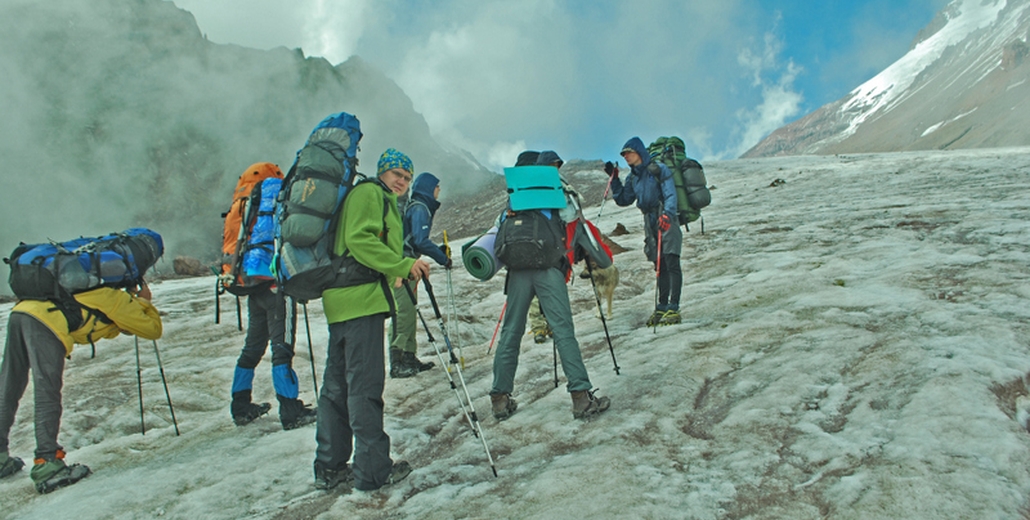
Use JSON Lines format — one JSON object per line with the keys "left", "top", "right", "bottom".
{"left": 313, "top": 148, "right": 429, "bottom": 492}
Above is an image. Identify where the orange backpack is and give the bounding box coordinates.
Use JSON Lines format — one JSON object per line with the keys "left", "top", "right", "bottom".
{"left": 221, "top": 162, "right": 283, "bottom": 284}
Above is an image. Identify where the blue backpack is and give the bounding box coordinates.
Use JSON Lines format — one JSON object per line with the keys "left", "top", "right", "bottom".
{"left": 5, "top": 228, "right": 163, "bottom": 302}
{"left": 223, "top": 177, "right": 282, "bottom": 296}
{"left": 273, "top": 112, "right": 365, "bottom": 302}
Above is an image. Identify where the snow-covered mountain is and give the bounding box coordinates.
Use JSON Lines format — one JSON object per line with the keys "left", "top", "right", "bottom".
{"left": 3, "top": 147, "right": 1030, "bottom": 518}
{"left": 743, "top": 0, "right": 1030, "bottom": 158}
{"left": 0, "top": 0, "right": 494, "bottom": 264}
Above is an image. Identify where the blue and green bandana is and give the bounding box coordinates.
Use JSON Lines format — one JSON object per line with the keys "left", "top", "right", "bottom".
{"left": 376, "top": 148, "right": 413, "bottom": 176}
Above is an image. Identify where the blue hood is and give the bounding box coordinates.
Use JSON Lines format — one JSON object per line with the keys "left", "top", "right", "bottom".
{"left": 622, "top": 137, "right": 651, "bottom": 168}
{"left": 411, "top": 172, "right": 441, "bottom": 212}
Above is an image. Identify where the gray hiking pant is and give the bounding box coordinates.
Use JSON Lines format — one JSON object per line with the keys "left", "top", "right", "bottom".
{"left": 315, "top": 314, "right": 393, "bottom": 491}
{"left": 389, "top": 284, "right": 418, "bottom": 354}
{"left": 0, "top": 312, "right": 67, "bottom": 460}
{"left": 492, "top": 268, "right": 592, "bottom": 395}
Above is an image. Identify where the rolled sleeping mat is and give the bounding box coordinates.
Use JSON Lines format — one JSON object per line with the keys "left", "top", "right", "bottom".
{"left": 461, "top": 227, "right": 503, "bottom": 281}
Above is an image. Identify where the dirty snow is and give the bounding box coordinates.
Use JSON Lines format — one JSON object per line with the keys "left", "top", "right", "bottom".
{"left": 3, "top": 147, "right": 1030, "bottom": 519}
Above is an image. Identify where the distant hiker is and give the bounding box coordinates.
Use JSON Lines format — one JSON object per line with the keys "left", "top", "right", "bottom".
{"left": 390, "top": 172, "right": 450, "bottom": 378}
{"left": 0, "top": 281, "right": 162, "bottom": 493}
{"left": 222, "top": 162, "right": 317, "bottom": 431}
{"left": 490, "top": 154, "right": 611, "bottom": 421}
{"left": 610, "top": 136, "right": 683, "bottom": 326}
{"left": 314, "top": 148, "right": 429, "bottom": 491}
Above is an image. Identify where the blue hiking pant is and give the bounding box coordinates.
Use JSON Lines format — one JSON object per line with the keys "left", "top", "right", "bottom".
{"left": 643, "top": 214, "right": 684, "bottom": 311}
{"left": 232, "top": 288, "right": 300, "bottom": 400}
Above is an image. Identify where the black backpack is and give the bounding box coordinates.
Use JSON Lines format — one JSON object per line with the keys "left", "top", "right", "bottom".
{"left": 494, "top": 210, "right": 567, "bottom": 271}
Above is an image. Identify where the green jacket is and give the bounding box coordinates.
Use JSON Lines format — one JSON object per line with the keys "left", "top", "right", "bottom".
{"left": 322, "top": 180, "right": 415, "bottom": 324}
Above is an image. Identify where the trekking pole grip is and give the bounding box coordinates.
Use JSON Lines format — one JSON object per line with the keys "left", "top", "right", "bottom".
{"left": 421, "top": 277, "right": 444, "bottom": 319}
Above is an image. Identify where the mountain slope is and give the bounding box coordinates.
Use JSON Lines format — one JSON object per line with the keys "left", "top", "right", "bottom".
{"left": 2, "top": 147, "right": 1030, "bottom": 518}
{"left": 0, "top": 0, "right": 494, "bottom": 262}
{"left": 744, "top": 0, "right": 1030, "bottom": 158}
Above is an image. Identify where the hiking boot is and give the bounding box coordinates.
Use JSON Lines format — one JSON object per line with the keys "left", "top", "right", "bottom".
{"left": 389, "top": 349, "right": 418, "bottom": 379}
{"left": 645, "top": 309, "right": 664, "bottom": 327}
{"left": 571, "top": 389, "right": 611, "bottom": 420}
{"left": 0, "top": 452, "right": 24, "bottom": 479}
{"left": 491, "top": 393, "right": 518, "bottom": 421}
{"left": 404, "top": 351, "right": 434, "bottom": 373}
{"left": 280, "top": 398, "right": 318, "bottom": 431}
{"left": 314, "top": 461, "right": 353, "bottom": 491}
{"left": 386, "top": 460, "right": 412, "bottom": 486}
{"left": 658, "top": 309, "right": 681, "bottom": 326}
{"left": 31, "top": 455, "right": 91, "bottom": 494}
{"left": 233, "top": 402, "right": 272, "bottom": 426}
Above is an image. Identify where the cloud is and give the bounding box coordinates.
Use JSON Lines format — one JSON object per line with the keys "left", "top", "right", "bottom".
{"left": 725, "top": 27, "right": 804, "bottom": 159}
{"left": 300, "top": 0, "right": 369, "bottom": 64}
{"left": 167, "top": 0, "right": 934, "bottom": 164}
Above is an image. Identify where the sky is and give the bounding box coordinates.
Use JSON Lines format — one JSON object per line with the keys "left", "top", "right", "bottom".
{"left": 3, "top": 146, "right": 1030, "bottom": 517}
{"left": 166, "top": 0, "right": 949, "bottom": 169}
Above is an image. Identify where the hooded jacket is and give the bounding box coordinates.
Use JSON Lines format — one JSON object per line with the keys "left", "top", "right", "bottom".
{"left": 13, "top": 288, "right": 163, "bottom": 356}
{"left": 403, "top": 172, "right": 448, "bottom": 265}
{"left": 611, "top": 137, "right": 678, "bottom": 222}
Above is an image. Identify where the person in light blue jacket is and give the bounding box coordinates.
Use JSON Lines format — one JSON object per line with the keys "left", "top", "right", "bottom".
{"left": 610, "top": 136, "right": 683, "bottom": 326}
{"left": 389, "top": 172, "right": 450, "bottom": 378}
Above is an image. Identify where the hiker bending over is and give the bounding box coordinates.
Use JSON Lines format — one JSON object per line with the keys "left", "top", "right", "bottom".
{"left": 490, "top": 151, "right": 611, "bottom": 421}
{"left": 609, "top": 136, "right": 683, "bottom": 326}
{"left": 0, "top": 281, "right": 162, "bottom": 493}
{"left": 389, "top": 172, "right": 450, "bottom": 378}
{"left": 314, "top": 148, "right": 428, "bottom": 491}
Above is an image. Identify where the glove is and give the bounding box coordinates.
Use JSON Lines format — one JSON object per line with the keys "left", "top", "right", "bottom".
{"left": 444, "top": 258, "right": 453, "bottom": 269}
{"left": 657, "top": 214, "right": 672, "bottom": 232}
{"left": 604, "top": 161, "right": 619, "bottom": 178}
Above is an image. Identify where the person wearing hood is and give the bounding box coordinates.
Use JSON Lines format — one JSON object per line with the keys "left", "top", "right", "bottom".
{"left": 389, "top": 172, "right": 449, "bottom": 378}
{"left": 609, "top": 136, "right": 683, "bottom": 326}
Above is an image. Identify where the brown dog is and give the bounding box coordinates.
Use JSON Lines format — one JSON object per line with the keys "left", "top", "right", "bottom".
{"left": 579, "top": 259, "right": 620, "bottom": 319}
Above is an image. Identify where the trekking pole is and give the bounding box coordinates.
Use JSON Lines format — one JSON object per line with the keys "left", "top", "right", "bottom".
{"left": 553, "top": 342, "right": 559, "bottom": 388}
{"left": 134, "top": 337, "right": 146, "bottom": 435}
{"left": 654, "top": 221, "right": 663, "bottom": 334}
{"left": 301, "top": 302, "right": 319, "bottom": 396}
{"left": 597, "top": 163, "right": 617, "bottom": 220}
{"left": 214, "top": 279, "right": 221, "bottom": 325}
{"left": 443, "top": 231, "right": 464, "bottom": 369}
{"left": 405, "top": 281, "right": 497, "bottom": 477}
{"left": 487, "top": 302, "right": 506, "bottom": 354}
{"left": 235, "top": 295, "right": 243, "bottom": 331}
{"left": 585, "top": 260, "right": 621, "bottom": 374}
{"left": 151, "top": 340, "right": 180, "bottom": 436}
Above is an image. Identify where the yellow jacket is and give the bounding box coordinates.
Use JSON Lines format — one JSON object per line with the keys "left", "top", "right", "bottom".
{"left": 13, "top": 287, "right": 163, "bottom": 356}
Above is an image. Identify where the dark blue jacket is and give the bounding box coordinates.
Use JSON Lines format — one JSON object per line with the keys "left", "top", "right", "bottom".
{"left": 403, "top": 172, "right": 449, "bottom": 266}
{"left": 611, "top": 137, "right": 678, "bottom": 222}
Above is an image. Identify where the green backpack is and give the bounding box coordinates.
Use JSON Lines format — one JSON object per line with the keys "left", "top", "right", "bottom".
{"left": 647, "top": 136, "right": 711, "bottom": 225}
